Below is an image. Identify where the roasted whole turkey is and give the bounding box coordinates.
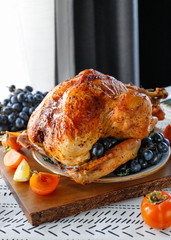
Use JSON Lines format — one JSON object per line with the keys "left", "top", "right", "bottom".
{"left": 18, "top": 69, "right": 168, "bottom": 184}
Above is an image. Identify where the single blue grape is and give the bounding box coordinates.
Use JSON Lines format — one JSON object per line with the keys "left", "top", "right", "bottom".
{"left": 157, "top": 142, "right": 169, "bottom": 153}
{"left": 34, "top": 93, "right": 43, "bottom": 102}
{"left": 17, "top": 92, "right": 25, "bottom": 103}
{"left": 25, "top": 86, "right": 33, "bottom": 92}
{"left": 130, "top": 159, "right": 141, "bottom": 173}
{"left": 15, "top": 117, "right": 25, "bottom": 128}
{"left": 3, "top": 106, "right": 13, "bottom": 115}
{"left": 19, "top": 112, "right": 29, "bottom": 122}
{"left": 8, "top": 85, "right": 16, "bottom": 92}
{"left": 12, "top": 103, "right": 22, "bottom": 112}
{"left": 22, "top": 101, "right": 30, "bottom": 107}
{"left": 91, "top": 143, "right": 104, "bottom": 159}
{"left": 142, "top": 149, "right": 154, "bottom": 161}
{"left": 138, "top": 158, "right": 148, "bottom": 169}
{"left": 3, "top": 99, "right": 9, "bottom": 106}
{"left": 22, "top": 106, "right": 29, "bottom": 114}
{"left": 163, "top": 138, "right": 170, "bottom": 146}
{"left": 26, "top": 94, "right": 34, "bottom": 103}
{"left": 11, "top": 95, "right": 18, "bottom": 104}
{"left": 8, "top": 112, "right": 16, "bottom": 123}
{"left": 152, "top": 132, "right": 164, "bottom": 143}
{"left": 29, "top": 106, "right": 36, "bottom": 115}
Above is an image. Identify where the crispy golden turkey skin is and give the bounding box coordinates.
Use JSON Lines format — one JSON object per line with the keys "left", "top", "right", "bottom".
{"left": 27, "top": 69, "right": 162, "bottom": 167}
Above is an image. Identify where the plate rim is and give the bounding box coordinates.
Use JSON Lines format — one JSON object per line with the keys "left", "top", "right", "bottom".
{"left": 32, "top": 148, "right": 170, "bottom": 183}
{"left": 32, "top": 150, "right": 69, "bottom": 177}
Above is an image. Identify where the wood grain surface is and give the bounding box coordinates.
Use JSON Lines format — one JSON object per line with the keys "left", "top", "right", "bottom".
{"left": 0, "top": 147, "right": 171, "bottom": 226}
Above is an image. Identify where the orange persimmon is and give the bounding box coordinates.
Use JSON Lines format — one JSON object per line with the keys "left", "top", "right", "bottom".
{"left": 141, "top": 190, "right": 171, "bottom": 229}
{"left": 30, "top": 172, "right": 60, "bottom": 195}
{"left": 163, "top": 124, "right": 171, "bottom": 144}
{"left": 1, "top": 131, "right": 22, "bottom": 151}
{"left": 3, "top": 149, "right": 27, "bottom": 169}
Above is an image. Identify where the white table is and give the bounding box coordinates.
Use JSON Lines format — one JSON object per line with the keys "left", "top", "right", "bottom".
{"left": 0, "top": 175, "right": 171, "bottom": 240}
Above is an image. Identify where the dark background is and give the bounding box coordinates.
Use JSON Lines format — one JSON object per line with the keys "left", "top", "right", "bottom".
{"left": 74, "top": 0, "right": 171, "bottom": 88}
{"left": 74, "top": 0, "right": 120, "bottom": 80}
{"left": 139, "top": 0, "right": 171, "bottom": 88}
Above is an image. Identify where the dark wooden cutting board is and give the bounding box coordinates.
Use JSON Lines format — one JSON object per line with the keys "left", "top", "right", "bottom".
{"left": 0, "top": 147, "right": 171, "bottom": 226}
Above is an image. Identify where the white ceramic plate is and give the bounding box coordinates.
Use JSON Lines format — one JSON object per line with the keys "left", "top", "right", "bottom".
{"left": 32, "top": 148, "right": 170, "bottom": 183}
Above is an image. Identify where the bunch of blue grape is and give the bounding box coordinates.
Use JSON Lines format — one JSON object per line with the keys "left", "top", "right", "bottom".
{"left": 90, "top": 132, "right": 170, "bottom": 177}
{"left": 0, "top": 85, "right": 48, "bottom": 132}
{"left": 114, "top": 132, "right": 170, "bottom": 176}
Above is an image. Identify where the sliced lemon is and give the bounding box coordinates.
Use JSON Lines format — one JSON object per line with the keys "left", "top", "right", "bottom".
{"left": 13, "top": 159, "right": 30, "bottom": 182}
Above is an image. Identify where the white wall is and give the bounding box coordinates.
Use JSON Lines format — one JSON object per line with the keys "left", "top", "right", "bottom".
{"left": 0, "top": 0, "right": 55, "bottom": 101}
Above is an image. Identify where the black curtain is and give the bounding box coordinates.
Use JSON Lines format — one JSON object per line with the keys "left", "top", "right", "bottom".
{"left": 73, "top": 0, "right": 171, "bottom": 88}
{"left": 139, "top": 0, "right": 171, "bottom": 89}
{"left": 74, "top": 0, "right": 139, "bottom": 85}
